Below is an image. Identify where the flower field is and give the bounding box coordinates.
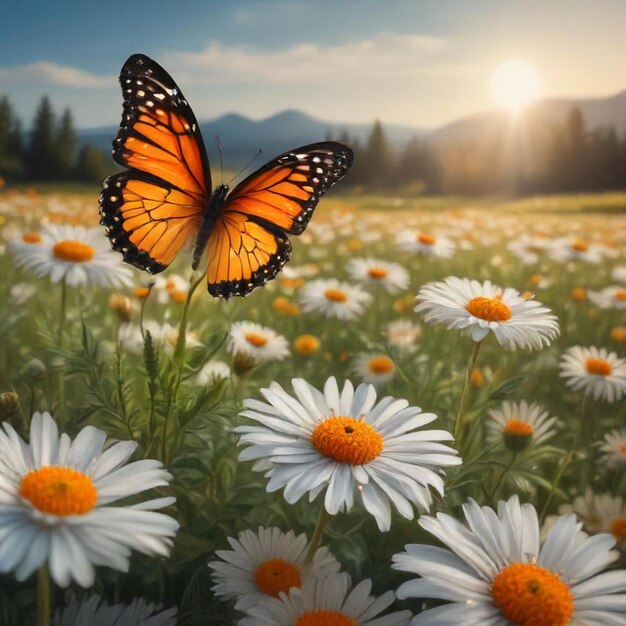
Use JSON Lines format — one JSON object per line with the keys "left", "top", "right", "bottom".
{"left": 1, "top": 186, "right": 625, "bottom": 625}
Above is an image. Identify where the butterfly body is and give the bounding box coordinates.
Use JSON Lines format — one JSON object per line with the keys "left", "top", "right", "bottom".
{"left": 100, "top": 54, "right": 353, "bottom": 298}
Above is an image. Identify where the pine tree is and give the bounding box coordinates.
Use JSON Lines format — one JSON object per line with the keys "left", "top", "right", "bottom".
{"left": 0, "top": 96, "right": 23, "bottom": 178}
{"left": 55, "top": 108, "right": 77, "bottom": 179}
{"left": 75, "top": 144, "right": 108, "bottom": 183}
{"left": 28, "top": 96, "right": 57, "bottom": 180}
{"left": 361, "top": 120, "right": 392, "bottom": 190}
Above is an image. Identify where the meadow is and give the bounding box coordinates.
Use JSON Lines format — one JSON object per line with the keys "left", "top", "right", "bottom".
{"left": 0, "top": 185, "right": 625, "bottom": 625}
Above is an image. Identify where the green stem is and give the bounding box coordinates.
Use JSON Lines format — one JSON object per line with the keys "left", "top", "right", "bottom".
{"left": 540, "top": 394, "right": 587, "bottom": 523}
{"left": 304, "top": 505, "right": 332, "bottom": 565}
{"left": 453, "top": 340, "right": 482, "bottom": 450}
{"left": 488, "top": 452, "right": 517, "bottom": 504}
{"left": 37, "top": 564, "right": 51, "bottom": 626}
{"left": 57, "top": 279, "right": 67, "bottom": 347}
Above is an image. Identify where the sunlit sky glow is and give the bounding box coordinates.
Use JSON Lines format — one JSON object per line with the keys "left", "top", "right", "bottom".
{"left": 1, "top": 0, "right": 625, "bottom": 129}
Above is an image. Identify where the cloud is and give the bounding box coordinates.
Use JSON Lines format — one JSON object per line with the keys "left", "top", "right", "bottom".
{"left": 161, "top": 32, "right": 449, "bottom": 86}
{"left": 0, "top": 61, "right": 113, "bottom": 88}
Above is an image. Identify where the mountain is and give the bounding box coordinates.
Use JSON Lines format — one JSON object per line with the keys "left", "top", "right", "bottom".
{"left": 78, "top": 110, "right": 426, "bottom": 168}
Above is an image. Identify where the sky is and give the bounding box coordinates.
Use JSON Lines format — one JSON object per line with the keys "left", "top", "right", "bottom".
{"left": 1, "top": 0, "right": 625, "bottom": 130}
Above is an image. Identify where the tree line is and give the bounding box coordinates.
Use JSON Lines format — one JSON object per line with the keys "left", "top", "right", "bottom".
{"left": 0, "top": 95, "right": 109, "bottom": 183}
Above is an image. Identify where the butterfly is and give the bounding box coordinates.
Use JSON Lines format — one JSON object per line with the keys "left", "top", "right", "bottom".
{"left": 99, "top": 54, "right": 354, "bottom": 298}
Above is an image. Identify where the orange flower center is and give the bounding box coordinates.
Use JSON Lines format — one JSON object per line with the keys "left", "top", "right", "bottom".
{"left": 504, "top": 419, "right": 534, "bottom": 436}
{"left": 244, "top": 332, "right": 268, "bottom": 347}
{"left": 470, "top": 368, "right": 484, "bottom": 387}
{"left": 614, "top": 290, "right": 626, "bottom": 301}
{"left": 324, "top": 288, "right": 347, "bottom": 303}
{"left": 312, "top": 416, "right": 383, "bottom": 465}
{"left": 296, "top": 611, "right": 357, "bottom": 626}
{"left": 570, "top": 287, "right": 587, "bottom": 301}
{"left": 491, "top": 563, "right": 574, "bottom": 626}
{"left": 22, "top": 232, "right": 42, "bottom": 244}
{"left": 254, "top": 558, "right": 302, "bottom": 597}
{"left": 19, "top": 466, "right": 97, "bottom": 516}
{"left": 571, "top": 240, "right": 589, "bottom": 252}
{"left": 619, "top": 442, "right": 626, "bottom": 454}
{"left": 367, "top": 267, "right": 388, "bottom": 280}
{"left": 52, "top": 240, "right": 95, "bottom": 263}
{"left": 609, "top": 516, "right": 626, "bottom": 540}
{"left": 367, "top": 356, "right": 395, "bottom": 375}
{"left": 134, "top": 286, "right": 151, "bottom": 299}
{"left": 294, "top": 334, "right": 320, "bottom": 355}
{"left": 417, "top": 233, "right": 436, "bottom": 245}
{"left": 466, "top": 296, "right": 512, "bottom": 322}
{"left": 610, "top": 327, "right": 626, "bottom": 342}
{"left": 585, "top": 358, "right": 612, "bottom": 377}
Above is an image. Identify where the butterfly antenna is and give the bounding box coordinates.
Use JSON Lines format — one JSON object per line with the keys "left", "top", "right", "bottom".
{"left": 215, "top": 136, "right": 224, "bottom": 185}
{"left": 229, "top": 148, "right": 264, "bottom": 185}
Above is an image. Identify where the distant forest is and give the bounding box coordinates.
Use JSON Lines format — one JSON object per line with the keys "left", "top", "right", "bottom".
{"left": 1, "top": 94, "right": 626, "bottom": 195}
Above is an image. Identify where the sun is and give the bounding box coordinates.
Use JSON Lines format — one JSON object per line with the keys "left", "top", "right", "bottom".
{"left": 490, "top": 59, "right": 543, "bottom": 111}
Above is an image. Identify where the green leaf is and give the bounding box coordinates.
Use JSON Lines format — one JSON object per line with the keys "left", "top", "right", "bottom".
{"left": 488, "top": 375, "right": 525, "bottom": 401}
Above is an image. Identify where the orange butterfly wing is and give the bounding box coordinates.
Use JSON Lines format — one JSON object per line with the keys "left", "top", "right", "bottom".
{"left": 100, "top": 54, "right": 209, "bottom": 272}
{"left": 204, "top": 142, "right": 353, "bottom": 297}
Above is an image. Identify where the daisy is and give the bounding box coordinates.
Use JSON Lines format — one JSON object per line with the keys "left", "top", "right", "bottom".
{"left": 196, "top": 360, "right": 230, "bottom": 386}
{"left": 597, "top": 428, "right": 626, "bottom": 468}
{"left": 612, "top": 265, "right": 626, "bottom": 284}
{"left": 0, "top": 412, "right": 179, "bottom": 587}
{"left": 549, "top": 238, "right": 606, "bottom": 264}
{"left": 237, "top": 377, "right": 461, "bottom": 532}
{"left": 239, "top": 572, "right": 411, "bottom": 625}
{"left": 354, "top": 353, "right": 397, "bottom": 385}
{"left": 54, "top": 595, "right": 177, "bottom": 626}
{"left": 557, "top": 489, "right": 626, "bottom": 543}
{"left": 228, "top": 321, "right": 289, "bottom": 364}
{"left": 396, "top": 231, "right": 456, "bottom": 258}
{"left": 560, "top": 346, "right": 626, "bottom": 402}
{"left": 507, "top": 234, "right": 550, "bottom": 265}
{"left": 415, "top": 277, "right": 559, "bottom": 350}
{"left": 10, "top": 224, "right": 132, "bottom": 288}
{"left": 386, "top": 319, "right": 422, "bottom": 351}
{"left": 347, "top": 258, "right": 409, "bottom": 294}
{"left": 487, "top": 400, "right": 558, "bottom": 452}
{"left": 393, "top": 495, "right": 626, "bottom": 626}
{"left": 208, "top": 526, "right": 340, "bottom": 611}
{"left": 9, "top": 282, "right": 36, "bottom": 305}
{"left": 300, "top": 279, "right": 371, "bottom": 320}
{"left": 588, "top": 286, "right": 626, "bottom": 310}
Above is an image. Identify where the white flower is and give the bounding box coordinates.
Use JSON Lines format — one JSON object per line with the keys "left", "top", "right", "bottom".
{"left": 507, "top": 235, "right": 551, "bottom": 265}
{"left": 354, "top": 353, "right": 396, "bottom": 385}
{"left": 558, "top": 489, "right": 626, "bottom": 543}
{"left": 487, "top": 400, "right": 558, "bottom": 451}
{"left": 208, "top": 526, "right": 340, "bottom": 611}
{"left": 597, "top": 428, "right": 626, "bottom": 468}
{"left": 228, "top": 321, "right": 289, "bottom": 363}
{"left": 118, "top": 321, "right": 201, "bottom": 356}
{"left": 196, "top": 360, "right": 231, "bottom": 386}
{"left": 612, "top": 265, "right": 626, "bottom": 284}
{"left": 560, "top": 346, "right": 626, "bottom": 403}
{"left": 415, "top": 276, "right": 559, "bottom": 350}
{"left": 239, "top": 572, "right": 411, "bottom": 626}
{"left": 237, "top": 377, "right": 461, "bottom": 532}
{"left": 393, "top": 495, "right": 626, "bottom": 626}
{"left": 0, "top": 412, "right": 179, "bottom": 587}
{"left": 386, "top": 319, "right": 422, "bottom": 351}
{"left": 299, "top": 279, "right": 371, "bottom": 320}
{"left": 549, "top": 238, "right": 606, "bottom": 264}
{"left": 10, "top": 224, "right": 132, "bottom": 288}
{"left": 9, "top": 282, "right": 36, "bottom": 305}
{"left": 588, "top": 286, "right": 626, "bottom": 310}
{"left": 54, "top": 595, "right": 177, "bottom": 626}
{"left": 396, "top": 231, "right": 456, "bottom": 258}
{"left": 347, "top": 258, "right": 409, "bottom": 294}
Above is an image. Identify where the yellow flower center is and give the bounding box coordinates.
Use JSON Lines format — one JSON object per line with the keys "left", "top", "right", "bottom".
{"left": 324, "top": 288, "right": 347, "bottom": 303}
{"left": 254, "top": 558, "right": 302, "bottom": 597}
{"left": 466, "top": 296, "right": 512, "bottom": 322}
{"left": 367, "top": 267, "right": 388, "bottom": 280}
{"left": 609, "top": 516, "right": 626, "bottom": 540}
{"left": 571, "top": 240, "right": 589, "bottom": 252}
{"left": 570, "top": 287, "right": 587, "bottom": 301}
{"left": 296, "top": 611, "right": 357, "bottom": 626}
{"left": 610, "top": 327, "right": 626, "bottom": 342}
{"left": 19, "top": 466, "right": 97, "bottom": 516}
{"left": 244, "top": 332, "right": 268, "bottom": 347}
{"left": 504, "top": 419, "right": 534, "bottom": 436}
{"left": 273, "top": 296, "right": 301, "bottom": 316}
{"left": 491, "top": 563, "right": 574, "bottom": 626}
{"left": 22, "top": 232, "right": 42, "bottom": 244}
{"left": 134, "top": 286, "right": 151, "bottom": 299}
{"left": 585, "top": 358, "right": 612, "bottom": 377}
{"left": 367, "top": 356, "right": 395, "bottom": 375}
{"left": 279, "top": 277, "right": 305, "bottom": 289}
{"left": 470, "top": 368, "right": 484, "bottom": 387}
{"left": 52, "top": 240, "right": 95, "bottom": 263}
{"left": 417, "top": 233, "right": 436, "bottom": 245}
{"left": 312, "top": 416, "right": 383, "bottom": 465}
{"left": 294, "top": 334, "right": 320, "bottom": 355}
{"left": 614, "top": 290, "right": 626, "bottom": 301}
